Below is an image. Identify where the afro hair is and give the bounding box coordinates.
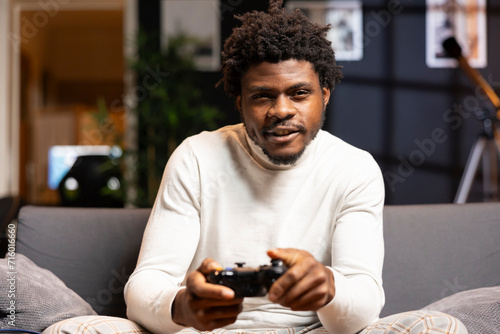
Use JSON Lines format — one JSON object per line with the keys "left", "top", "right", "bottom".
{"left": 217, "top": 0, "right": 343, "bottom": 99}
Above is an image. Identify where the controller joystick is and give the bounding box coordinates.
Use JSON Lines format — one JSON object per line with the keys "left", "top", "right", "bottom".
{"left": 207, "top": 259, "right": 287, "bottom": 298}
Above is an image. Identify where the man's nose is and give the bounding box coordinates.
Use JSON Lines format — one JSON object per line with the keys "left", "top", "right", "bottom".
{"left": 268, "top": 95, "right": 296, "bottom": 120}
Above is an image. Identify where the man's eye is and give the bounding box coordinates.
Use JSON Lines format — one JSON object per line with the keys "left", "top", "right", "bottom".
{"left": 251, "top": 94, "right": 270, "bottom": 100}
{"left": 293, "top": 90, "right": 310, "bottom": 98}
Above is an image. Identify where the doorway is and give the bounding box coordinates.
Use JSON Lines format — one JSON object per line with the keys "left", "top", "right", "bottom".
{"left": 6, "top": 0, "right": 138, "bottom": 205}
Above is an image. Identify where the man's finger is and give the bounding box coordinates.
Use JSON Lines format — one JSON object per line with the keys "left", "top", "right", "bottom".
{"left": 283, "top": 263, "right": 331, "bottom": 300}
{"left": 267, "top": 249, "right": 314, "bottom": 301}
{"left": 268, "top": 267, "right": 306, "bottom": 302}
{"left": 186, "top": 267, "right": 236, "bottom": 300}
{"left": 267, "top": 248, "right": 302, "bottom": 267}
{"left": 276, "top": 269, "right": 330, "bottom": 306}
{"left": 187, "top": 300, "right": 243, "bottom": 331}
{"left": 191, "top": 281, "right": 236, "bottom": 300}
{"left": 188, "top": 296, "right": 244, "bottom": 309}
{"left": 281, "top": 288, "right": 329, "bottom": 311}
{"left": 198, "top": 258, "right": 223, "bottom": 274}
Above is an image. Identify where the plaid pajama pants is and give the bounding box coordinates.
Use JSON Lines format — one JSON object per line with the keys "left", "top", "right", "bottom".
{"left": 42, "top": 310, "right": 468, "bottom": 334}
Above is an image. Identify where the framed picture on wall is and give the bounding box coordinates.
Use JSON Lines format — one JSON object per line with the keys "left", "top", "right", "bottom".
{"left": 286, "top": 1, "right": 363, "bottom": 61}
{"left": 426, "top": 0, "right": 487, "bottom": 68}
{"left": 160, "top": 0, "right": 220, "bottom": 71}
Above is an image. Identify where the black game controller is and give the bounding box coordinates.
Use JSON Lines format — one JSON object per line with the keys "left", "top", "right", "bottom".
{"left": 207, "top": 259, "right": 287, "bottom": 298}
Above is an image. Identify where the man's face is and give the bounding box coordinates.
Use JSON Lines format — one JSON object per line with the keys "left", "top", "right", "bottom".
{"left": 236, "top": 59, "right": 331, "bottom": 165}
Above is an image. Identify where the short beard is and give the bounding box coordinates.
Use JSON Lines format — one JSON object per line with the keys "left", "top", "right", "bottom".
{"left": 261, "top": 145, "right": 306, "bottom": 166}
{"left": 244, "top": 112, "right": 325, "bottom": 166}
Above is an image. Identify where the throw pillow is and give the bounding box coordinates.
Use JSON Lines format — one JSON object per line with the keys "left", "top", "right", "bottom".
{"left": 0, "top": 253, "right": 96, "bottom": 332}
{"left": 43, "top": 315, "right": 151, "bottom": 334}
{"left": 422, "top": 286, "right": 500, "bottom": 334}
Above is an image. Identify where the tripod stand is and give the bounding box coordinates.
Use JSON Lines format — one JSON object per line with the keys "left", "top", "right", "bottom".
{"left": 442, "top": 36, "right": 500, "bottom": 203}
{"left": 454, "top": 116, "right": 500, "bottom": 203}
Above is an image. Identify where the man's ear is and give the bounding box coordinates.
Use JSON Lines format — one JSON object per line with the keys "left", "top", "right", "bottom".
{"left": 322, "top": 87, "right": 331, "bottom": 108}
{"left": 235, "top": 95, "right": 242, "bottom": 113}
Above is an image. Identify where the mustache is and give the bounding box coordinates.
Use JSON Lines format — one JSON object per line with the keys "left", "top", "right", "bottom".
{"left": 262, "top": 120, "right": 305, "bottom": 133}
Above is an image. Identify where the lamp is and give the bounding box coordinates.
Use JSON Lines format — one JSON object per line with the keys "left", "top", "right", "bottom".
{"left": 442, "top": 37, "right": 500, "bottom": 203}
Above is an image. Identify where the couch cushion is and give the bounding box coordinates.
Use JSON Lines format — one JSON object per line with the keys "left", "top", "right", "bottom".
{"left": 382, "top": 203, "right": 500, "bottom": 316}
{"left": 15, "top": 206, "right": 151, "bottom": 318}
{"left": 423, "top": 286, "right": 500, "bottom": 334}
{"left": 0, "top": 253, "right": 96, "bottom": 332}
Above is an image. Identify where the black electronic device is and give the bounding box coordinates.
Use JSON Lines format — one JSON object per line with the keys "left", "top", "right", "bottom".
{"left": 207, "top": 259, "right": 287, "bottom": 298}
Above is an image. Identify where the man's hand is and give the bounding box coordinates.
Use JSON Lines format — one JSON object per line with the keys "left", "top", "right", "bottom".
{"left": 267, "top": 248, "right": 335, "bottom": 311}
{"left": 172, "top": 258, "right": 243, "bottom": 331}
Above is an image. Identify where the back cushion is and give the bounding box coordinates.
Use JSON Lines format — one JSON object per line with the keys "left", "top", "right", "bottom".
{"left": 382, "top": 203, "right": 500, "bottom": 317}
{"left": 16, "top": 206, "right": 151, "bottom": 317}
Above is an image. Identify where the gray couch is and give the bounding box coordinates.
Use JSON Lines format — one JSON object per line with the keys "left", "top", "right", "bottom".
{"left": 11, "top": 203, "right": 500, "bottom": 331}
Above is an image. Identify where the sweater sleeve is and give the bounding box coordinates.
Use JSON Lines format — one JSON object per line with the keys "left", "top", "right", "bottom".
{"left": 317, "top": 153, "right": 385, "bottom": 334}
{"left": 124, "top": 140, "right": 200, "bottom": 334}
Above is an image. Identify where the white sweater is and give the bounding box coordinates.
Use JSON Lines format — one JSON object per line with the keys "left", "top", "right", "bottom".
{"left": 124, "top": 124, "right": 385, "bottom": 334}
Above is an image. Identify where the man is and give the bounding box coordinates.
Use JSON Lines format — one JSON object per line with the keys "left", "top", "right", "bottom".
{"left": 125, "top": 0, "right": 379, "bottom": 331}
{"left": 123, "top": 1, "right": 467, "bottom": 334}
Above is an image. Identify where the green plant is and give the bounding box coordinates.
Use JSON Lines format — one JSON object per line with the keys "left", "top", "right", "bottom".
{"left": 129, "top": 31, "right": 223, "bottom": 207}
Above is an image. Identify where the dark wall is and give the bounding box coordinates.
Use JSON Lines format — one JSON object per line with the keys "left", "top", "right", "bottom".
{"left": 326, "top": 0, "right": 500, "bottom": 205}
{"left": 145, "top": 0, "right": 500, "bottom": 205}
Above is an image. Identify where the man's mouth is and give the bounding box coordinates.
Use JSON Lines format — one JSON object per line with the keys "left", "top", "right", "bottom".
{"left": 272, "top": 129, "right": 296, "bottom": 136}
{"left": 263, "top": 126, "right": 303, "bottom": 143}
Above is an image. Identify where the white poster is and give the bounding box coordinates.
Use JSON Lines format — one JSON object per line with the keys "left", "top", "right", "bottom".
{"left": 161, "top": 0, "right": 220, "bottom": 71}
{"left": 426, "top": 0, "right": 487, "bottom": 68}
{"left": 286, "top": 1, "right": 363, "bottom": 61}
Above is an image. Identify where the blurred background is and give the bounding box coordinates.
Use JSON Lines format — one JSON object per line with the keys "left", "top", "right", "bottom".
{"left": 1, "top": 0, "right": 500, "bottom": 212}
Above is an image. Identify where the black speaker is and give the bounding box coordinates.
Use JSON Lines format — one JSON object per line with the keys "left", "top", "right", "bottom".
{"left": 58, "top": 155, "right": 124, "bottom": 208}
